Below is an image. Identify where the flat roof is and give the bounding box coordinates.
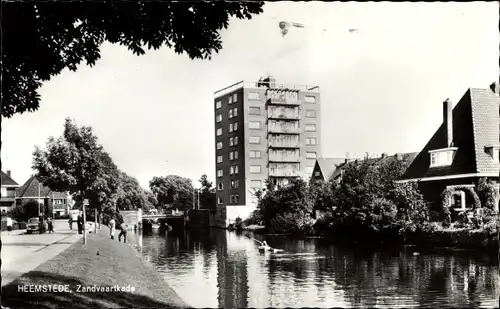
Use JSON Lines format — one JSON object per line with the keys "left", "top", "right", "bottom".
{"left": 214, "top": 80, "right": 320, "bottom": 99}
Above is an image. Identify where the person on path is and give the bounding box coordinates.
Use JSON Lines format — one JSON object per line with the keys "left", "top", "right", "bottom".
{"left": 108, "top": 217, "right": 116, "bottom": 240}
{"left": 6, "top": 217, "right": 13, "bottom": 235}
{"left": 48, "top": 217, "right": 54, "bottom": 233}
{"left": 77, "top": 212, "right": 83, "bottom": 234}
{"left": 43, "top": 216, "right": 48, "bottom": 234}
{"left": 117, "top": 212, "right": 128, "bottom": 243}
{"left": 69, "top": 216, "right": 73, "bottom": 230}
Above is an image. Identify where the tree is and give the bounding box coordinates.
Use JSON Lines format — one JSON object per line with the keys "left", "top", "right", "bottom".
{"left": 32, "top": 118, "right": 119, "bottom": 218}
{"left": 7, "top": 200, "right": 43, "bottom": 222}
{"left": 149, "top": 175, "right": 194, "bottom": 211}
{"left": 198, "top": 174, "right": 216, "bottom": 211}
{"left": 115, "top": 171, "right": 148, "bottom": 211}
{"left": 2, "top": 2, "right": 264, "bottom": 118}
{"left": 143, "top": 189, "right": 158, "bottom": 211}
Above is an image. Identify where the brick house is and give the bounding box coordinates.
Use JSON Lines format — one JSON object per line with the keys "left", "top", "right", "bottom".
{"left": 397, "top": 82, "right": 500, "bottom": 214}
{"left": 0, "top": 170, "right": 20, "bottom": 214}
{"left": 16, "top": 176, "right": 71, "bottom": 217}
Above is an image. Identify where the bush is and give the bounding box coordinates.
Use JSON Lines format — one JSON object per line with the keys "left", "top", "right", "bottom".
{"left": 234, "top": 217, "right": 243, "bottom": 231}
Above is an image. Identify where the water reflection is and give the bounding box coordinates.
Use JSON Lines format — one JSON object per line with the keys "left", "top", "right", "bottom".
{"left": 126, "top": 229, "right": 499, "bottom": 308}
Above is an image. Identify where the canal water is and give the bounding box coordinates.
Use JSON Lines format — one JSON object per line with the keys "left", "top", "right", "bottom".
{"left": 127, "top": 228, "right": 499, "bottom": 308}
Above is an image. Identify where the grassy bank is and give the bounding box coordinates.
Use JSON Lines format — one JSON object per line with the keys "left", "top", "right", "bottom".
{"left": 2, "top": 229, "right": 189, "bottom": 309}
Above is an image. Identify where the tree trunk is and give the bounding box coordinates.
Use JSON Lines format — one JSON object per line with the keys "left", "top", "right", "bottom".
{"left": 94, "top": 208, "right": 97, "bottom": 234}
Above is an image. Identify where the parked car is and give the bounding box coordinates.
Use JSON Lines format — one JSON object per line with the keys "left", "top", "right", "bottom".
{"left": 26, "top": 217, "right": 40, "bottom": 234}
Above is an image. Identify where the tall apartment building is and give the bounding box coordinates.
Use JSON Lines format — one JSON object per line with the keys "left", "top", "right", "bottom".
{"left": 213, "top": 76, "right": 322, "bottom": 227}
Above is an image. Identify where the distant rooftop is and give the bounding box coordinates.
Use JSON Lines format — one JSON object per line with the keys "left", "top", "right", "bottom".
{"left": 214, "top": 79, "right": 320, "bottom": 98}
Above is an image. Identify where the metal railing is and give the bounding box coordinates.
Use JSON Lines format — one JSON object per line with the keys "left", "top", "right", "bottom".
{"left": 214, "top": 80, "right": 320, "bottom": 98}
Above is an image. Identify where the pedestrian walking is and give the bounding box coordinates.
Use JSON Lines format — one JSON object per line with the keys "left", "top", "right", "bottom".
{"left": 39, "top": 215, "right": 44, "bottom": 234}
{"left": 77, "top": 212, "right": 83, "bottom": 234}
{"left": 117, "top": 212, "right": 128, "bottom": 243}
{"left": 6, "top": 216, "right": 13, "bottom": 235}
{"left": 43, "top": 217, "right": 48, "bottom": 234}
{"left": 69, "top": 217, "right": 73, "bottom": 230}
{"left": 108, "top": 218, "right": 116, "bottom": 240}
{"left": 48, "top": 217, "right": 54, "bottom": 233}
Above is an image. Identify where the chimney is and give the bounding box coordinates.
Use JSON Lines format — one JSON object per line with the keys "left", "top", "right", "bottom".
{"left": 7, "top": 170, "right": 11, "bottom": 178}
{"left": 490, "top": 80, "right": 499, "bottom": 96}
{"left": 345, "top": 152, "right": 350, "bottom": 163}
{"left": 443, "top": 98, "right": 453, "bottom": 148}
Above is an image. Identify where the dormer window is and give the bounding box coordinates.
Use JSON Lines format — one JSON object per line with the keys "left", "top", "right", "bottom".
{"left": 428, "top": 147, "right": 458, "bottom": 168}
{"left": 485, "top": 145, "right": 500, "bottom": 161}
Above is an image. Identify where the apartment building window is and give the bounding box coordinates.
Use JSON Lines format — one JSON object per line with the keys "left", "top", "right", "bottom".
{"left": 249, "top": 107, "right": 261, "bottom": 115}
{"left": 249, "top": 121, "right": 261, "bottom": 129}
{"left": 304, "top": 95, "right": 316, "bottom": 103}
{"left": 233, "top": 108, "right": 238, "bottom": 117}
{"left": 217, "top": 155, "right": 223, "bottom": 163}
{"left": 229, "top": 137, "right": 234, "bottom": 146}
{"left": 250, "top": 165, "right": 261, "bottom": 173}
{"left": 229, "top": 95, "right": 233, "bottom": 104}
{"left": 217, "top": 142, "right": 223, "bottom": 150}
{"left": 233, "top": 93, "right": 238, "bottom": 103}
{"left": 216, "top": 101, "right": 222, "bottom": 109}
{"left": 248, "top": 92, "right": 260, "bottom": 100}
{"left": 234, "top": 194, "right": 240, "bottom": 204}
{"left": 305, "top": 124, "right": 316, "bottom": 132}
{"left": 230, "top": 166, "right": 234, "bottom": 175}
{"left": 216, "top": 128, "right": 222, "bottom": 136}
{"left": 229, "top": 195, "right": 233, "bottom": 203}
{"left": 229, "top": 122, "right": 238, "bottom": 132}
{"left": 217, "top": 197, "right": 223, "bottom": 204}
{"left": 217, "top": 183, "right": 223, "bottom": 190}
{"left": 216, "top": 114, "right": 222, "bottom": 122}
{"left": 231, "top": 180, "right": 239, "bottom": 189}
{"left": 250, "top": 180, "right": 262, "bottom": 188}
{"left": 249, "top": 136, "right": 261, "bottom": 144}
{"left": 217, "top": 169, "right": 223, "bottom": 177}
{"left": 234, "top": 136, "right": 238, "bottom": 145}
{"left": 229, "top": 109, "right": 233, "bottom": 118}
{"left": 234, "top": 151, "right": 239, "bottom": 160}
{"left": 306, "top": 152, "right": 317, "bottom": 159}
{"left": 306, "top": 137, "right": 317, "bottom": 145}
{"left": 306, "top": 110, "right": 316, "bottom": 118}
{"left": 229, "top": 152, "right": 234, "bottom": 160}
{"left": 235, "top": 165, "right": 239, "bottom": 174}
{"left": 250, "top": 150, "right": 262, "bottom": 158}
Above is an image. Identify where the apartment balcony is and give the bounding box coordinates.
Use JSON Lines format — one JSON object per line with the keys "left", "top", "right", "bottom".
{"left": 268, "top": 120, "right": 301, "bottom": 134}
{"left": 268, "top": 139, "right": 301, "bottom": 148}
{"left": 266, "top": 97, "right": 301, "bottom": 106}
{"left": 267, "top": 107, "right": 300, "bottom": 121}
{"left": 269, "top": 150, "right": 300, "bottom": 163}
{"left": 269, "top": 163, "right": 300, "bottom": 177}
{"left": 269, "top": 168, "right": 301, "bottom": 177}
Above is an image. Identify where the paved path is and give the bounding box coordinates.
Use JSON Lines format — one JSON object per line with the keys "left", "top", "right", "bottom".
{"left": 1, "top": 219, "right": 83, "bottom": 287}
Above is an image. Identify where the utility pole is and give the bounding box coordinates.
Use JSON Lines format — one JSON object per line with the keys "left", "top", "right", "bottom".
{"left": 37, "top": 180, "right": 41, "bottom": 216}
{"left": 197, "top": 189, "right": 200, "bottom": 210}
{"left": 83, "top": 198, "right": 88, "bottom": 245}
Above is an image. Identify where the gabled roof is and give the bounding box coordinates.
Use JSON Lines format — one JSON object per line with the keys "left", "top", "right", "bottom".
{"left": 331, "top": 153, "right": 418, "bottom": 179}
{"left": 402, "top": 87, "right": 500, "bottom": 180}
{"left": 16, "top": 176, "right": 68, "bottom": 199}
{"left": 316, "top": 157, "right": 351, "bottom": 180}
{"left": 1, "top": 171, "right": 19, "bottom": 186}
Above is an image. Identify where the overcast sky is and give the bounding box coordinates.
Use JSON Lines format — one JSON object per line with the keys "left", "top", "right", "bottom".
{"left": 2, "top": 2, "right": 498, "bottom": 189}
